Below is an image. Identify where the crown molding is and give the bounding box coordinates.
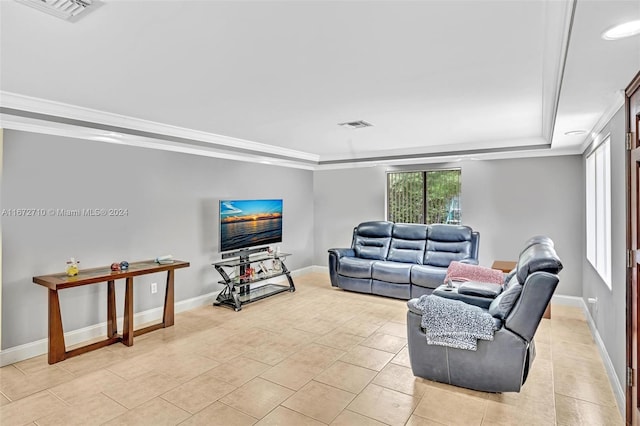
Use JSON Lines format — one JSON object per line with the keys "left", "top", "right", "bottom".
{"left": 314, "top": 144, "right": 582, "bottom": 171}
{"left": 0, "top": 112, "right": 318, "bottom": 170}
{"left": 542, "top": 0, "right": 576, "bottom": 144}
{"left": 1, "top": 91, "right": 579, "bottom": 170}
{"left": 0, "top": 91, "right": 320, "bottom": 163}
{"left": 579, "top": 90, "right": 625, "bottom": 155}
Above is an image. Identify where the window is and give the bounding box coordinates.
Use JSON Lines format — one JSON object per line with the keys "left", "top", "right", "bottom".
{"left": 586, "top": 136, "right": 611, "bottom": 287}
{"left": 387, "top": 169, "right": 461, "bottom": 224}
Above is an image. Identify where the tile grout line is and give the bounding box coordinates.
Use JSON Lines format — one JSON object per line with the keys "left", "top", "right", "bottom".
{"left": 0, "top": 279, "right": 621, "bottom": 426}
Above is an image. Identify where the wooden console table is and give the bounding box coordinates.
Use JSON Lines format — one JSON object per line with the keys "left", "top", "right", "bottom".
{"left": 33, "top": 260, "right": 190, "bottom": 364}
{"left": 492, "top": 260, "right": 550, "bottom": 319}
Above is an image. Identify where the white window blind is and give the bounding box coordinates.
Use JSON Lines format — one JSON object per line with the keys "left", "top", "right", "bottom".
{"left": 585, "top": 137, "right": 611, "bottom": 287}
{"left": 386, "top": 169, "right": 461, "bottom": 224}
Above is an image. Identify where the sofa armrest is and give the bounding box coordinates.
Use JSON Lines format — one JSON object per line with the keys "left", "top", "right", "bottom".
{"left": 328, "top": 248, "right": 355, "bottom": 287}
{"left": 458, "top": 258, "right": 479, "bottom": 266}
{"left": 328, "top": 248, "right": 355, "bottom": 259}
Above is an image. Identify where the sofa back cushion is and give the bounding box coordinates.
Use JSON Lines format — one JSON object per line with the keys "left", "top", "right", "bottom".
{"left": 424, "top": 224, "right": 474, "bottom": 267}
{"left": 387, "top": 223, "right": 428, "bottom": 264}
{"left": 352, "top": 221, "right": 393, "bottom": 260}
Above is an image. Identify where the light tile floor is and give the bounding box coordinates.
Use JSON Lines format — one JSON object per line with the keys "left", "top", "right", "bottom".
{"left": 0, "top": 272, "right": 624, "bottom": 425}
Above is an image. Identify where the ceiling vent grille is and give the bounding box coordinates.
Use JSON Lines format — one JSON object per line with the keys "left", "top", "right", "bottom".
{"left": 338, "top": 120, "right": 374, "bottom": 129}
{"left": 15, "top": 0, "right": 96, "bottom": 21}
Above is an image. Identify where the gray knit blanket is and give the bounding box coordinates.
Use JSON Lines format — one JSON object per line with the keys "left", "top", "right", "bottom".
{"left": 415, "top": 295, "right": 497, "bottom": 351}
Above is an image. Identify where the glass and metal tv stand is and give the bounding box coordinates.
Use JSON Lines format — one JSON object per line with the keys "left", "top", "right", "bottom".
{"left": 212, "top": 252, "right": 295, "bottom": 311}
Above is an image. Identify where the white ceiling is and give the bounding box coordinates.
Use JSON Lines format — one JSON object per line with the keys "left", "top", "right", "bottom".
{"left": 1, "top": 0, "right": 639, "bottom": 169}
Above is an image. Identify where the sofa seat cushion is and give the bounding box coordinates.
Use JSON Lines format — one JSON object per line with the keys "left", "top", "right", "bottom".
{"left": 372, "top": 280, "right": 411, "bottom": 299}
{"left": 372, "top": 261, "right": 412, "bottom": 284}
{"left": 339, "top": 257, "right": 376, "bottom": 279}
{"left": 411, "top": 264, "right": 447, "bottom": 289}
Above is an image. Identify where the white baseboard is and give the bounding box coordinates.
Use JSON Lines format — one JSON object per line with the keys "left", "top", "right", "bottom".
{"left": 553, "top": 295, "right": 625, "bottom": 418}
{"left": 288, "top": 265, "right": 316, "bottom": 277}
{"left": 310, "top": 265, "right": 329, "bottom": 274}
{"left": 0, "top": 265, "right": 320, "bottom": 367}
{"left": 550, "top": 294, "right": 584, "bottom": 307}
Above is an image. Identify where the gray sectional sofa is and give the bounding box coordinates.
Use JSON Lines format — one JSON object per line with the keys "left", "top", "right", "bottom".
{"left": 328, "top": 221, "right": 480, "bottom": 299}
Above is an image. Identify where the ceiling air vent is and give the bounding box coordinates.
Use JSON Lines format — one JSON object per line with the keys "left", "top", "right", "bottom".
{"left": 15, "top": 0, "right": 97, "bottom": 21}
{"left": 338, "top": 120, "right": 374, "bottom": 129}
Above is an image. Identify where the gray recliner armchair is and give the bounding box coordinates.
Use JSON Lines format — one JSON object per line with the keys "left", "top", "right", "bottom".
{"left": 406, "top": 237, "right": 563, "bottom": 393}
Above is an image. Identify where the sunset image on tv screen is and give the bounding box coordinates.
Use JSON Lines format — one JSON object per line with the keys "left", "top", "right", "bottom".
{"left": 219, "top": 199, "right": 283, "bottom": 252}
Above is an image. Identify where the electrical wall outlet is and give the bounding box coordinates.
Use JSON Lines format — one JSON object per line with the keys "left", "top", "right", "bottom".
{"left": 151, "top": 282, "right": 158, "bottom": 294}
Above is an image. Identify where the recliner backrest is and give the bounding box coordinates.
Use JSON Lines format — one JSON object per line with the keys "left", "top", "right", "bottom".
{"left": 387, "top": 223, "right": 428, "bottom": 264}
{"left": 516, "top": 243, "right": 563, "bottom": 284}
{"left": 519, "top": 235, "right": 554, "bottom": 255}
{"left": 502, "top": 238, "right": 563, "bottom": 342}
{"left": 505, "top": 271, "right": 559, "bottom": 342}
{"left": 352, "top": 221, "right": 393, "bottom": 260}
{"left": 423, "top": 224, "right": 477, "bottom": 267}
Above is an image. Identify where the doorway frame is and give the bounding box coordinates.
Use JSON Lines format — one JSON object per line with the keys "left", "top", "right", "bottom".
{"left": 626, "top": 70, "right": 640, "bottom": 425}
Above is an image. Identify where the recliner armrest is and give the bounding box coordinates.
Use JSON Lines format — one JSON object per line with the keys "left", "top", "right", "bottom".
{"left": 457, "top": 281, "right": 503, "bottom": 298}
{"left": 458, "top": 258, "right": 479, "bottom": 266}
{"left": 432, "top": 285, "right": 493, "bottom": 309}
{"left": 407, "top": 298, "right": 423, "bottom": 315}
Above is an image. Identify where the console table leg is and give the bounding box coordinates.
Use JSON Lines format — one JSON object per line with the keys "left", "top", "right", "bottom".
{"left": 163, "top": 270, "right": 175, "bottom": 327}
{"left": 48, "top": 289, "right": 66, "bottom": 364}
{"left": 107, "top": 280, "right": 117, "bottom": 338}
{"left": 122, "top": 277, "right": 134, "bottom": 346}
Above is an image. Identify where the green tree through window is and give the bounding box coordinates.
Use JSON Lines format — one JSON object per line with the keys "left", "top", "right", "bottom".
{"left": 387, "top": 169, "right": 461, "bottom": 224}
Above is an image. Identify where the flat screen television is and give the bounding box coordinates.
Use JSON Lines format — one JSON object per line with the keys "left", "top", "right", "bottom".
{"left": 219, "top": 199, "right": 283, "bottom": 253}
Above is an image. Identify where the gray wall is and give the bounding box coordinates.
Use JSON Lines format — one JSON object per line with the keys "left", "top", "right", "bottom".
{"left": 461, "top": 156, "right": 583, "bottom": 296}
{"left": 1, "top": 130, "right": 314, "bottom": 349}
{"left": 581, "top": 106, "right": 626, "bottom": 396}
{"left": 313, "top": 155, "right": 584, "bottom": 297}
{"left": 313, "top": 166, "right": 387, "bottom": 261}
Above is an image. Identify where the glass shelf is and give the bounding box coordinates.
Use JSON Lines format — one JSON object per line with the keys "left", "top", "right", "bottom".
{"left": 217, "top": 268, "right": 288, "bottom": 287}
{"left": 212, "top": 252, "right": 290, "bottom": 268}
{"left": 236, "top": 283, "right": 291, "bottom": 303}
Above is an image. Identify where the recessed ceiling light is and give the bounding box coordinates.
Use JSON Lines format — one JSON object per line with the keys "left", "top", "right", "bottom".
{"left": 564, "top": 130, "right": 587, "bottom": 136}
{"left": 602, "top": 19, "right": 640, "bottom": 40}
